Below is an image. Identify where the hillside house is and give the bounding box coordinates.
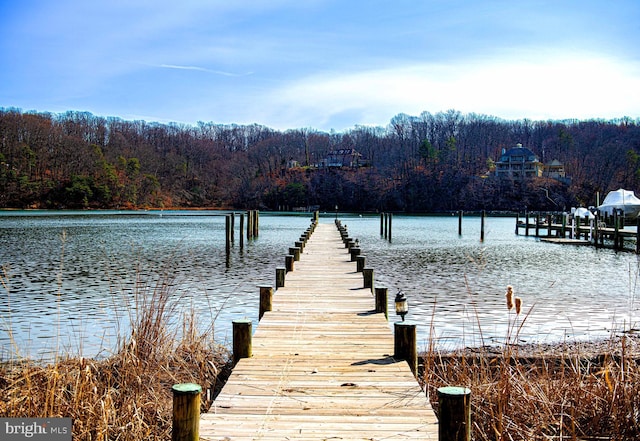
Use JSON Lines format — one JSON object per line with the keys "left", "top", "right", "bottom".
{"left": 494, "top": 143, "right": 543, "bottom": 178}
{"left": 320, "top": 148, "right": 364, "bottom": 168}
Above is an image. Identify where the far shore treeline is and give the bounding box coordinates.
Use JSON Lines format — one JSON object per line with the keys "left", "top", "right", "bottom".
{"left": 1, "top": 107, "right": 639, "bottom": 212}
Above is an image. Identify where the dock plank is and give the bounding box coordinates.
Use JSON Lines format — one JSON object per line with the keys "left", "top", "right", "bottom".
{"left": 200, "top": 222, "right": 438, "bottom": 440}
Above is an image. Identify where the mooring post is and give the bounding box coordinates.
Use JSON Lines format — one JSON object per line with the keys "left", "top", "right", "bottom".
{"left": 232, "top": 319, "right": 252, "bottom": 366}
{"left": 230, "top": 212, "right": 235, "bottom": 243}
{"left": 561, "top": 213, "right": 567, "bottom": 237}
{"left": 380, "top": 212, "right": 384, "bottom": 236}
{"left": 437, "top": 386, "right": 471, "bottom": 441}
{"left": 259, "top": 285, "right": 273, "bottom": 320}
{"left": 384, "top": 213, "right": 388, "bottom": 239}
{"left": 375, "top": 287, "right": 388, "bottom": 319}
{"left": 276, "top": 267, "right": 286, "bottom": 288}
{"left": 246, "top": 210, "right": 253, "bottom": 240}
{"left": 356, "top": 255, "right": 366, "bottom": 272}
{"left": 363, "top": 267, "right": 374, "bottom": 292}
{"left": 254, "top": 210, "right": 259, "bottom": 237}
{"left": 480, "top": 210, "right": 485, "bottom": 242}
{"left": 350, "top": 246, "right": 361, "bottom": 262}
{"left": 515, "top": 212, "right": 519, "bottom": 235}
{"left": 458, "top": 210, "right": 463, "bottom": 236}
{"left": 285, "top": 254, "right": 294, "bottom": 272}
{"left": 289, "top": 246, "right": 301, "bottom": 261}
{"left": 388, "top": 213, "right": 393, "bottom": 242}
{"left": 525, "top": 211, "right": 529, "bottom": 236}
{"left": 394, "top": 322, "right": 417, "bottom": 376}
{"left": 535, "top": 214, "right": 540, "bottom": 237}
{"left": 546, "top": 214, "right": 552, "bottom": 237}
{"left": 239, "top": 213, "right": 244, "bottom": 249}
{"left": 171, "top": 383, "right": 202, "bottom": 441}
{"left": 225, "top": 214, "right": 231, "bottom": 252}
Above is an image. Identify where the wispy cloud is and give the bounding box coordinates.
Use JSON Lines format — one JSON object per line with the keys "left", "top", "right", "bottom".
{"left": 158, "top": 64, "right": 252, "bottom": 77}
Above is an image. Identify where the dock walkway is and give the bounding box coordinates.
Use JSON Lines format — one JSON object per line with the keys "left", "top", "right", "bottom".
{"left": 200, "top": 222, "right": 438, "bottom": 440}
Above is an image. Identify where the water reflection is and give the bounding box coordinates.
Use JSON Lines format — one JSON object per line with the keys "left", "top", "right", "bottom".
{"left": 1, "top": 211, "right": 639, "bottom": 361}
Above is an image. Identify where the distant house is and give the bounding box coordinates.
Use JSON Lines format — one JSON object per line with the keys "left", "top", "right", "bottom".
{"left": 320, "top": 148, "right": 364, "bottom": 168}
{"left": 544, "top": 159, "right": 571, "bottom": 184}
{"left": 494, "top": 143, "right": 543, "bottom": 178}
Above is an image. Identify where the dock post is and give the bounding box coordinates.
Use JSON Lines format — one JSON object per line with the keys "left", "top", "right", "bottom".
{"left": 384, "top": 213, "right": 388, "bottom": 239}
{"left": 171, "top": 383, "right": 202, "bottom": 441}
{"left": 394, "top": 322, "right": 417, "bottom": 375}
{"left": 230, "top": 212, "right": 235, "bottom": 243}
{"left": 276, "top": 267, "right": 286, "bottom": 288}
{"left": 546, "top": 214, "right": 552, "bottom": 237}
{"left": 350, "top": 246, "right": 361, "bottom": 262}
{"left": 515, "top": 212, "right": 519, "bottom": 235}
{"left": 458, "top": 210, "right": 463, "bottom": 236}
{"left": 375, "top": 287, "right": 388, "bottom": 319}
{"left": 246, "top": 210, "right": 253, "bottom": 240}
{"left": 289, "top": 246, "right": 301, "bottom": 261}
{"left": 525, "top": 211, "right": 529, "bottom": 236}
{"left": 535, "top": 214, "right": 540, "bottom": 237}
{"left": 363, "top": 268, "right": 374, "bottom": 292}
{"left": 561, "top": 213, "right": 567, "bottom": 238}
{"left": 380, "top": 212, "right": 384, "bottom": 236}
{"left": 225, "top": 214, "right": 232, "bottom": 252}
{"left": 285, "top": 255, "right": 294, "bottom": 272}
{"left": 437, "top": 386, "right": 471, "bottom": 441}
{"left": 239, "top": 213, "right": 244, "bottom": 249}
{"left": 480, "top": 210, "right": 485, "bottom": 242}
{"left": 576, "top": 216, "right": 581, "bottom": 239}
{"left": 232, "top": 319, "right": 252, "bottom": 366}
{"left": 254, "top": 210, "right": 259, "bottom": 237}
{"left": 388, "top": 213, "right": 393, "bottom": 242}
{"left": 259, "top": 286, "right": 273, "bottom": 320}
{"left": 356, "top": 255, "right": 366, "bottom": 272}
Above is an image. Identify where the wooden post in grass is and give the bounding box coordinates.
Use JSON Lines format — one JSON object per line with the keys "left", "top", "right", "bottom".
{"left": 394, "top": 322, "right": 417, "bottom": 376}
{"left": 232, "top": 319, "right": 252, "bottom": 366}
{"left": 375, "top": 287, "right": 388, "bottom": 319}
{"left": 171, "top": 383, "right": 201, "bottom": 441}
{"left": 437, "top": 386, "right": 471, "bottom": 441}
{"left": 259, "top": 286, "right": 273, "bottom": 320}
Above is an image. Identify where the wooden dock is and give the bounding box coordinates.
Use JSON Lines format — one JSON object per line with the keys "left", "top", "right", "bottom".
{"left": 199, "top": 222, "right": 438, "bottom": 440}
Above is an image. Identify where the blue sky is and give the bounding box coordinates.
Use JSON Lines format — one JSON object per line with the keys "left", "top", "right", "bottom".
{"left": 1, "top": 0, "right": 639, "bottom": 131}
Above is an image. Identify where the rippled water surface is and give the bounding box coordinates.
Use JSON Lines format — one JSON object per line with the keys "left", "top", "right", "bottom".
{"left": 1, "top": 211, "right": 639, "bottom": 360}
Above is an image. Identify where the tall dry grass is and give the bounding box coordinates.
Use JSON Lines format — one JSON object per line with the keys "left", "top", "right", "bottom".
{"left": 423, "top": 286, "right": 640, "bottom": 440}
{"left": 0, "top": 270, "right": 231, "bottom": 440}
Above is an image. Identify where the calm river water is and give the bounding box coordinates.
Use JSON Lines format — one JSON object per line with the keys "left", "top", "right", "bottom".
{"left": 1, "top": 211, "right": 639, "bottom": 361}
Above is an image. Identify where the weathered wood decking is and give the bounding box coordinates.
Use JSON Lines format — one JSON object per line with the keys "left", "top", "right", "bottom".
{"left": 200, "top": 222, "right": 438, "bottom": 440}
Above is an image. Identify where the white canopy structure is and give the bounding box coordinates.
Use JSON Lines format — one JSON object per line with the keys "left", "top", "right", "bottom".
{"left": 571, "top": 207, "right": 595, "bottom": 219}
{"left": 597, "top": 189, "right": 640, "bottom": 219}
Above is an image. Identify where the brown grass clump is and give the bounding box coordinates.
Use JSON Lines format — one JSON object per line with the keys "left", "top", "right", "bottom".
{"left": 0, "top": 277, "right": 231, "bottom": 441}
{"left": 423, "top": 286, "right": 640, "bottom": 440}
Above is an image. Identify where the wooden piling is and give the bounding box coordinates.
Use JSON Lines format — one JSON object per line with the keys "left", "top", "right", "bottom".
{"left": 515, "top": 212, "right": 519, "bottom": 235}
{"left": 259, "top": 286, "right": 273, "bottom": 320}
{"left": 246, "top": 210, "right": 253, "bottom": 240}
{"left": 285, "top": 254, "right": 294, "bottom": 272}
{"left": 480, "top": 210, "right": 485, "bottom": 242}
{"left": 458, "top": 210, "right": 463, "bottom": 236}
{"left": 276, "top": 267, "right": 285, "bottom": 288}
{"left": 225, "top": 215, "right": 231, "bottom": 252}
{"left": 239, "top": 213, "right": 244, "bottom": 249}
{"left": 356, "top": 255, "right": 366, "bottom": 272}
{"left": 438, "top": 386, "right": 471, "bottom": 441}
{"left": 289, "top": 246, "right": 301, "bottom": 261}
{"left": 375, "top": 287, "right": 388, "bottom": 319}
{"left": 350, "top": 246, "right": 361, "bottom": 262}
{"left": 230, "top": 212, "right": 235, "bottom": 243}
{"left": 388, "top": 213, "right": 393, "bottom": 242}
{"left": 394, "top": 322, "right": 417, "bottom": 376}
{"left": 380, "top": 212, "right": 384, "bottom": 236}
{"left": 232, "top": 319, "right": 252, "bottom": 366}
{"left": 172, "top": 383, "right": 202, "bottom": 441}
{"left": 363, "top": 267, "right": 374, "bottom": 292}
{"left": 525, "top": 211, "right": 529, "bottom": 236}
{"left": 535, "top": 214, "right": 540, "bottom": 237}
{"left": 384, "top": 213, "right": 388, "bottom": 239}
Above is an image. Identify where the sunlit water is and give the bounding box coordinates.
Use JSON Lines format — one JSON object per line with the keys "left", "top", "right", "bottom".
{"left": 1, "top": 211, "right": 639, "bottom": 361}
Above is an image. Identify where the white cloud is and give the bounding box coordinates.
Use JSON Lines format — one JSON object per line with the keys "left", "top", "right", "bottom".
{"left": 255, "top": 51, "right": 640, "bottom": 130}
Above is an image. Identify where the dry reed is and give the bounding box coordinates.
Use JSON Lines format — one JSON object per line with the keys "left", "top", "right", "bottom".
{"left": 423, "top": 286, "right": 640, "bottom": 440}
{"left": 0, "top": 273, "right": 231, "bottom": 440}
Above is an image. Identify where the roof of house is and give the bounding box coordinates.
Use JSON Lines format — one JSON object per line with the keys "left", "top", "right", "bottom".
{"left": 498, "top": 143, "right": 540, "bottom": 163}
